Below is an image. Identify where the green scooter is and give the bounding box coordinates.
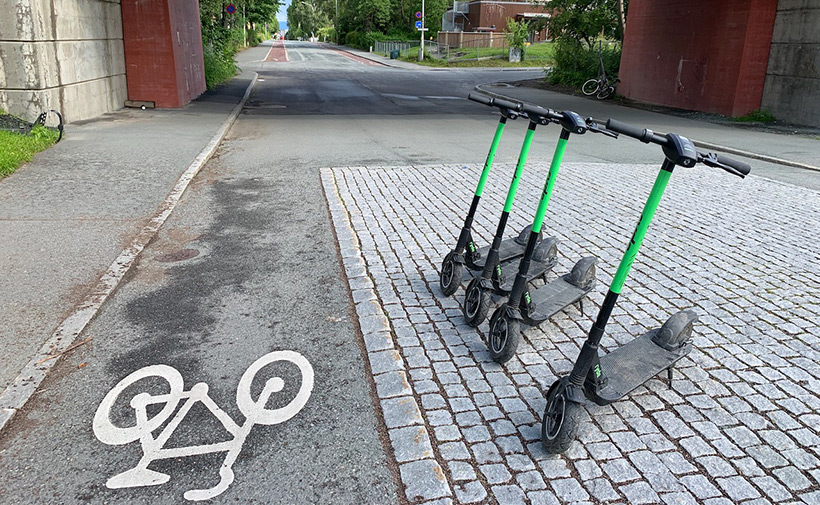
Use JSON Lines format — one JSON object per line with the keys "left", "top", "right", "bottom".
{"left": 541, "top": 119, "right": 751, "bottom": 454}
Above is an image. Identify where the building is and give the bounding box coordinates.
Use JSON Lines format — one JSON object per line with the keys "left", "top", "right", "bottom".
{"left": 439, "top": 1, "right": 550, "bottom": 48}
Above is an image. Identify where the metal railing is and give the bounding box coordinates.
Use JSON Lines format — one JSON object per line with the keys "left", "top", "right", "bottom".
{"left": 374, "top": 37, "right": 510, "bottom": 64}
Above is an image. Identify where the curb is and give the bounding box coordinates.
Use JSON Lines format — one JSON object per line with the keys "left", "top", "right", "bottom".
{"left": 0, "top": 72, "right": 259, "bottom": 433}
{"left": 474, "top": 83, "right": 820, "bottom": 173}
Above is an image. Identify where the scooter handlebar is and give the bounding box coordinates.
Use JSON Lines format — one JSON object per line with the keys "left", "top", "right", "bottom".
{"left": 605, "top": 118, "right": 666, "bottom": 144}
{"left": 700, "top": 153, "right": 751, "bottom": 178}
{"left": 467, "top": 92, "right": 523, "bottom": 112}
{"left": 604, "top": 118, "right": 751, "bottom": 178}
{"left": 520, "top": 102, "right": 563, "bottom": 122}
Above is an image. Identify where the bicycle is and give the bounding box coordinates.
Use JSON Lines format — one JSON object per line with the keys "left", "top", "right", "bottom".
{"left": 93, "top": 350, "right": 314, "bottom": 501}
{"left": 582, "top": 42, "right": 620, "bottom": 100}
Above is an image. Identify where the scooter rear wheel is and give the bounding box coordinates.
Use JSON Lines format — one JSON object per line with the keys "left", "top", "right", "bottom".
{"left": 488, "top": 306, "right": 520, "bottom": 363}
{"left": 541, "top": 379, "right": 582, "bottom": 454}
{"left": 463, "top": 278, "right": 490, "bottom": 326}
{"left": 440, "top": 252, "right": 462, "bottom": 296}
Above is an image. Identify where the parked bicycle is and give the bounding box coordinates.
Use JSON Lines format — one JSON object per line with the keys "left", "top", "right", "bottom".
{"left": 582, "top": 42, "right": 620, "bottom": 100}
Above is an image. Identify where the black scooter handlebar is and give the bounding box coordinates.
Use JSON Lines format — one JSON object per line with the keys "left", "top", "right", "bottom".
{"left": 467, "top": 92, "right": 523, "bottom": 112}
{"left": 605, "top": 118, "right": 750, "bottom": 178}
{"left": 605, "top": 118, "right": 665, "bottom": 144}
{"left": 701, "top": 153, "right": 751, "bottom": 178}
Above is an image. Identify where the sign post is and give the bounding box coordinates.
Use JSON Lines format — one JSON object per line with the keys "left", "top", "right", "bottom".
{"left": 418, "top": 0, "right": 425, "bottom": 61}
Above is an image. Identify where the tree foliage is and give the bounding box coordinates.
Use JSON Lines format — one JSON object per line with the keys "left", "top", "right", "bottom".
{"left": 533, "top": 0, "right": 627, "bottom": 47}
{"left": 288, "top": 0, "right": 447, "bottom": 47}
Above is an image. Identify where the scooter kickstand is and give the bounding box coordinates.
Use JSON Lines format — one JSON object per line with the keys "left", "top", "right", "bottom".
{"left": 579, "top": 299, "right": 585, "bottom": 317}
{"left": 667, "top": 367, "right": 674, "bottom": 389}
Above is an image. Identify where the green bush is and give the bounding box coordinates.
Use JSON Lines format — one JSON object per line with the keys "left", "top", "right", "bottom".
{"left": 548, "top": 39, "right": 621, "bottom": 87}
{"left": 203, "top": 43, "right": 238, "bottom": 90}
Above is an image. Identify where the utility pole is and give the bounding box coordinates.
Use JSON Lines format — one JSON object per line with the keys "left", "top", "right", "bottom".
{"left": 335, "top": 0, "right": 339, "bottom": 44}
{"left": 418, "top": 0, "right": 425, "bottom": 61}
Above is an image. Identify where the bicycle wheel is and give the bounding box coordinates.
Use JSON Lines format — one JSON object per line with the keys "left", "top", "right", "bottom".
{"left": 237, "top": 350, "right": 314, "bottom": 425}
{"left": 93, "top": 365, "right": 184, "bottom": 445}
{"left": 582, "top": 79, "right": 600, "bottom": 96}
{"left": 597, "top": 85, "right": 615, "bottom": 100}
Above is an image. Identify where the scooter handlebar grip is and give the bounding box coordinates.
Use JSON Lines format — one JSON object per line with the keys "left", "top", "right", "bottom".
{"left": 605, "top": 118, "right": 663, "bottom": 144}
{"left": 521, "top": 102, "right": 561, "bottom": 121}
{"left": 468, "top": 92, "right": 493, "bottom": 106}
{"left": 716, "top": 153, "right": 751, "bottom": 177}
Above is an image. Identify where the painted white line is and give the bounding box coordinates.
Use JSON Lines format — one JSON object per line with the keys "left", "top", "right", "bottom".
{"left": 0, "top": 73, "right": 259, "bottom": 433}
{"left": 93, "top": 351, "right": 313, "bottom": 501}
{"left": 264, "top": 43, "right": 274, "bottom": 62}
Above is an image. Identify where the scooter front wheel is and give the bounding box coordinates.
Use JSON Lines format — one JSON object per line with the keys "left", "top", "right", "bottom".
{"left": 440, "top": 251, "right": 462, "bottom": 296}
{"left": 463, "top": 278, "right": 490, "bottom": 326}
{"left": 541, "top": 379, "right": 582, "bottom": 454}
{"left": 488, "top": 305, "right": 520, "bottom": 363}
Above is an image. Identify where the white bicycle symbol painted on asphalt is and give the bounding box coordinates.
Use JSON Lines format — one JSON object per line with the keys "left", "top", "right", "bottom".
{"left": 92, "top": 350, "right": 314, "bottom": 501}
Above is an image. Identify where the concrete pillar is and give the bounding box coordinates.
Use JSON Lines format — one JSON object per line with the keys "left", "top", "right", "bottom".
{"left": 761, "top": 0, "right": 820, "bottom": 126}
{"left": 618, "top": 0, "right": 777, "bottom": 117}
{"left": 0, "top": 0, "right": 127, "bottom": 122}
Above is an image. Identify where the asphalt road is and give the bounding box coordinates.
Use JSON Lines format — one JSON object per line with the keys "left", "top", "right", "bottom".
{"left": 1, "top": 40, "right": 817, "bottom": 504}
{"left": 0, "top": 41, "right": 543, "bottom": 505}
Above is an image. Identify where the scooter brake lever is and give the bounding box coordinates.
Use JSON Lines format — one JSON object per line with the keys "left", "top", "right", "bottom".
{"left": 585, "top": 119, "right": 619, "bottom": 138}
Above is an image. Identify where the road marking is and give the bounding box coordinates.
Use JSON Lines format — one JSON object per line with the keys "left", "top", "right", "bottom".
{"left": 314, "top": 42, "right": 385, "bottom": 66}
{"left": 264, "top": 40, "right": 289, "bottom": 62}
{"left": 0, "top": 74, "right": 259, "bottom": 433}
{"left": 93, "top": 351, "right": 314, "bottom": 501}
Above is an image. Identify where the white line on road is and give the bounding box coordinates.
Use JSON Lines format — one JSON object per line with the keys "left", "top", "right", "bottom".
{"left": 0, "top": 73, "right": 260, "bottom": 433}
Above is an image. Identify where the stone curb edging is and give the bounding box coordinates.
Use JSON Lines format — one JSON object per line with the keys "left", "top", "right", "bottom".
{"left": 320, "top": 167, "right": 454, "bottom": 503}
{"left": 0, "top": 72, "right": 260, "bottom": 433}
{"left": 474, "top": 83, "right": 820, "bottom": 173}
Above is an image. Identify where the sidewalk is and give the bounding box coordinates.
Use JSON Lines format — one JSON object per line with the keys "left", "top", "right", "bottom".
{"left": 0, "top": 73, "right": 253, "bottom": 393}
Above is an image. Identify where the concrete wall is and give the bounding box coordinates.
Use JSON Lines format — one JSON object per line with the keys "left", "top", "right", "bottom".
{"left": 0, "top": 0, "right": 127, "bottom": 122}
{"left": 761, "top": 0, "right": 820, "bottom": 126}
{"left": 618, "top": 0, "right": 778, "bottom": 118}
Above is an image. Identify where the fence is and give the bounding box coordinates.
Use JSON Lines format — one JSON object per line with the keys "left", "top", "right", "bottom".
{"left": 373, "top": 37, "right": 510, "bottom": 64}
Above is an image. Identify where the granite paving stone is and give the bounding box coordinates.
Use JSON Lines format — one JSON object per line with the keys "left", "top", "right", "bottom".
{"left": 322, "top": 164, "right": 820, "bottom": 504}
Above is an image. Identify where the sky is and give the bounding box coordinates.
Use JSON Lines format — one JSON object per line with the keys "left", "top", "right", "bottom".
{"left": 277, "top": 0, "right": 290, "bottom": 22}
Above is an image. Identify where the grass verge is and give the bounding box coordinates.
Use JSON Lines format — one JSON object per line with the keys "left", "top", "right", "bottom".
{"left": 0, "top": 126, "right": 60, "bottom": 177}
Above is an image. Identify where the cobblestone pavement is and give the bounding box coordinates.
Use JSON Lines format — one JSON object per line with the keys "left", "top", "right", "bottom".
{"left": 321, "top": 159, "right": 820, "bottom": 505}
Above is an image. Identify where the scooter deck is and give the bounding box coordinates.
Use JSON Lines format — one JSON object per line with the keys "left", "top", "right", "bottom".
{"left": 584, "top": 331, "right": 692, "bottom": 406}
{"left": 521, "top": 275, "right": 588, "bottom": 325}
{"left": 466, "top": 237, "right": 528, "bottom": 271}
{"left": 495, "top": 257, "right": 555, "bottom": 293}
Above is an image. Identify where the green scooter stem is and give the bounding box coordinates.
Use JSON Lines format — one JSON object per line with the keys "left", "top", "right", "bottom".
{"left": 454, "top": 116, "right": 507, "bottom": 254}
{"left": 480, "top": 121, "right": 538, "bottom": 279}
{"left": 569, "top": 159, "right": 676, "bottom": 385}
{"left": 532, "top": 131, "right": 569, "bottom": 233}
{"left": 505, "top": 130, "right": 569, "bottom": 307}
{"left": 475, "top": 118, "right": 507, "bottom": 198}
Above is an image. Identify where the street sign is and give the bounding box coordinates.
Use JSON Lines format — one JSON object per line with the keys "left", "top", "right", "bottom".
{"left": 415, "top": 20, "right": 422, "bottom": 29}
{"left": 226, "top": 3, "right": 236, "bottom": 14}
{"left": 415, "top": 11, "right": 422, "bottom": 18}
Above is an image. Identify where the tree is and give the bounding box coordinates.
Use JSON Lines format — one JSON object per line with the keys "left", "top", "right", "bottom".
{"left": 533, "top": 0, "right": 627, "bottom": 47}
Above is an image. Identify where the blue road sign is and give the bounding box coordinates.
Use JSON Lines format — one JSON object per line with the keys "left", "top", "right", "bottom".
{"left": 415, "top": 11, "right": 422, "bottom": 19}
{"left": 226, "top": 4, "right": 236, "bottom": 14}
{"left": 415, "top": 20, "right": 423, "bottom": 29}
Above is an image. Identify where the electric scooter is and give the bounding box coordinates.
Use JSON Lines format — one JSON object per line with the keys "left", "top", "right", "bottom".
{"left": 463, "top": 103, "right": 615, "bottom": 329}
{"left": 484, "top": 107, "right": 618, "bottom": 362}
{"left": 440, "top": 93, "right": 543, "bottom": 296}
{"left": 451, "top": 96, "right": 561, "bottom": 326}
{"left": 540, "top": 119, "right": 751, "bottom": 454}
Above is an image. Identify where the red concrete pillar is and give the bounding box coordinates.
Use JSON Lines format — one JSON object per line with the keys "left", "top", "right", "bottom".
{"left": 121, "top": 0, "right": 207, "bottom": 108}
{"left": 618, "top": 0, "right": 777, "bottom": 117}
